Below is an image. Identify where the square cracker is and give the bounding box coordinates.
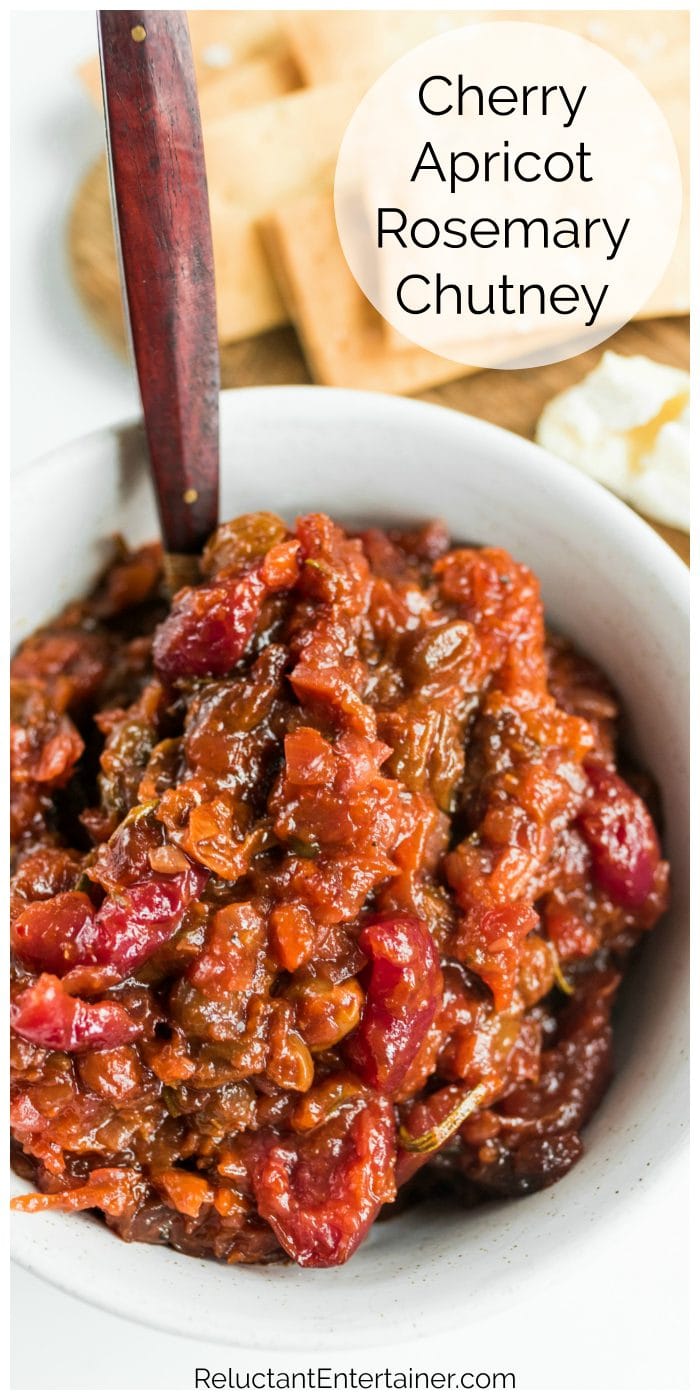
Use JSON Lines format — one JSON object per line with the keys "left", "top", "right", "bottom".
{"left": 197, "top": 52, "right": 300, "bottom": 124}
{"left": 262, "top": 191, "right": 471, "bottom": 393}
{"left": 281, "top": 11, "right": 477, "bottom": 85}
{"left": 202, "top": 80, "right": 364, "bottom": 215}
{"left": 200, "top": 80, "right": 367, "bottom": 340}
{"left": 73, "top": 80, "right": 366, "bottom": 345}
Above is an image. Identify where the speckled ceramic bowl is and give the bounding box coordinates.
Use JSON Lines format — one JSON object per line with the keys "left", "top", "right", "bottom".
{"left": 11, "top": 387, "right": 689, "bottom": 1348}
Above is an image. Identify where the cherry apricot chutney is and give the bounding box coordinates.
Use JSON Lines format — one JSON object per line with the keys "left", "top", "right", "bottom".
{"left": 10, "top": 513, "right": 668, "bottom": 1268}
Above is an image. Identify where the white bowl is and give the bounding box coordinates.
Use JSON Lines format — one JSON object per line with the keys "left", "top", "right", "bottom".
{"left": 11, "top": 386, "right": 689, "bottom": 1348}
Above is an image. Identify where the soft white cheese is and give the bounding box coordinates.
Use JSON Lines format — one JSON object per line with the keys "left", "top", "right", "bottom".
{"left": 535, "top": 351, "right": 689, "bottom": 530}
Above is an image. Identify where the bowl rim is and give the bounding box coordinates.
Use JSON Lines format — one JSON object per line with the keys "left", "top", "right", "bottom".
{"left": 10, "top": 384, "right": 689, "bottom": 1346}
{"left": 9, "top": 382, "right": 691, "bottom": 598}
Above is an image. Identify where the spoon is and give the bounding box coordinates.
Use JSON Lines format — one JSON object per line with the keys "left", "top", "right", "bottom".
{"left": 97, "top": 10, "right": 220, "bottom": 592}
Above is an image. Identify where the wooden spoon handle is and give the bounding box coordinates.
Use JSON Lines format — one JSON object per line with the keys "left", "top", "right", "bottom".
{"left": 98, "top": 10, "right": 219, "bottom": 560}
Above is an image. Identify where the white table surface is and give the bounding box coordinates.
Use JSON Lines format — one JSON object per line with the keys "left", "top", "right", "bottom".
{"left": 10, "top": 11, "right": 689, "bottom": 1392}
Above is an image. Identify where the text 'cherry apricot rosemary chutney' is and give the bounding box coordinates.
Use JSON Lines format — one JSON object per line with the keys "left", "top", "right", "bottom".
{"left": 10, "top": 512, "right": 668, "bottom": 1268}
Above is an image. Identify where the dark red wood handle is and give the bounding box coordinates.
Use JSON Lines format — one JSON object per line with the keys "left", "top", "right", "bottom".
{"left": 98, "top": 10, "right": 219, "bottom": 557}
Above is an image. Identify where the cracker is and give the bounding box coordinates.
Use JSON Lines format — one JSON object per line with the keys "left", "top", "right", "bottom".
{"left": 69, "top": 81, "right": 365, "bottom": 346}
{"left": 78, "top": 9, "right": 289, "bottom": 107}
{"left": 68, "top": 158, "right": 127, "bottom": 350}
{"left": 202, "top": 80, "right": 367, "bottom": 339}
{"left": 69, "top": 156, "right": 287, "bottom": 348}
{"left": 281, "top": 10, "right": 475, "bottom": 85}
{"left": 183, "top": 9, "right": 287, "bottom": 69}
{"left": 524, "top": 8, "right": 689, "bottom": 317}
{"left": 262, "top": 191, "right": 470, "bottom": 393}
{"left": 518, "top": 10, "right": 688, "bottom": 92}
{"left": 202, "top": 79, "right": 364, "bottom": 214}
{"left": 282, "top": 9, "right": 687, "bottom": 92}
{"left": 80, "top": 47, "right": 301, "bottom": 123}
{"left": 208, "top": 193, "right": 287, "bottom": 341}
{"left": 73, "top": 7, "right": 687, "bottom": 364}
{"left": 197, "top": 51, "right": 300, "bottom": 125}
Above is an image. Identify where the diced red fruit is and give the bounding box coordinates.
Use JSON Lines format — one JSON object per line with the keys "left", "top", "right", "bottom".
{"left": 260, "top": 539, "right": 301, "bottom": 590}
{"left": 542, "top": 891, "right": 600, "bottom": 963}
{"left": 9, "top": 510, "right": 672, "bottom": 1261}
{"left": 77, "top": 1046, "right": 143, "bottom": 1102}
{"left": 88, "top": 864, "right": 208, "bottom": 974}
{"left": 457, "top": 971, "right": 619, "bottom": 1197}
{"left": 277, "top": 851, "right": 397, "bottom": 927}
{"left": 11, "top": 865, "right": 208, "bottom": 979}
{"left": 268, "top": 902, "right": 317, "bottom": 972}
{"left": 451, "top": 903, "right": 539, "bottom": 1011}
{"left": 189, "top": 901, "right": 266, "bottom": 994}
{"left": 282, "top": 730, "right": 391, "bottom": 795}
{"left": 290, "top": 661, "right": 375, "bottom": 739}
{"left": 10, "top": 846, "right": 84, "bottom": 922}
{"left": 23, "top": 727, "right": 83, "bottom": 785}
{"left": 10, "top": 1091, "right": 49, "bottom": 1135}
{"left": 11, "top": 628, "right": 110, "bottom": 711}
{"left": 153, "top": 571, "right": 266, "bottom": 681}
{"left": 11, "top": 974, "right": 140, "bottom": 1051}
{"left": 12, "top": 891, "right": 95, "bottom": 973}
{"left": 154, "top": 537, "right": 303, "bottom": 683}
{"left": 336, "top": 734, "right": 393, "bottom": 792}
{"left": 344, "top": 914, "right": 443, "bottom": 1094}
{"left": 578, "top": 763, "right": 661, "bottom": 910}
{"left": 93, "top": 543, "right": 162, "bottom": 617}
{"left": 247, "top": 1093, "right": 396, "bottom": 1267}
{"left": 444, "top": 839, "right": 539, "bottom": 910}
{"left": 433, "top": 548, "right": 546, "bottom": 694}
{"left": 295, "top": 513, "right": 371, "bottom": 616}
{"left": 392, "top": 519, "right": 450, "bottom": 563}
{"left": 283, "top": 728, "right": 336, "bottom": 787}
{"left": 273, "top": 729, "right": 398, "bottom": 856}
{"left": 11, "top": 682, "right": 85, "bottom": 787}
